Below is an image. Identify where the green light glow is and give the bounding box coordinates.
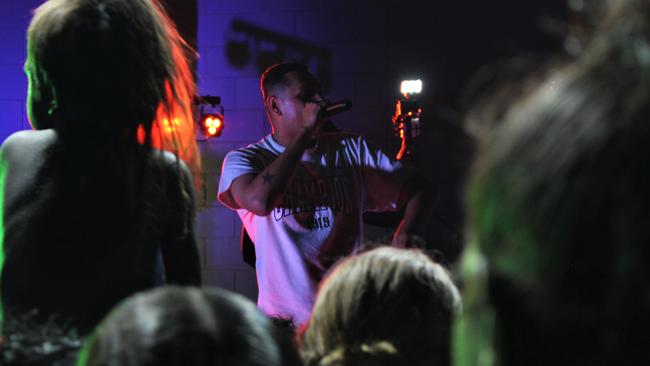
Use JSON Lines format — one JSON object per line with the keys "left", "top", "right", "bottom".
{"left": 469, "top": 178, "right": 544, "bottom": 282}
{"left": 453, "top": 174, "right": 546, "bottom": 366}
{"left": 24, "top": 59, "right": 38, "bottom": 130}
{"left": 75, "top": 337, "right": 91, "bottom": 366}
{"left": 452, "top": 243, "right": 496, "bottom": 366}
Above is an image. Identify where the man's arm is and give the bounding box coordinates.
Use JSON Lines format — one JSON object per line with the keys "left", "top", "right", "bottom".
{"left": 227, "top": 132, "right": 312, "bottom": 216}
{"left": 227, "top": 103, "right": 322, "bottom": 216}
{"left": 392, "top": 173, "right": 436, "bottom": 247}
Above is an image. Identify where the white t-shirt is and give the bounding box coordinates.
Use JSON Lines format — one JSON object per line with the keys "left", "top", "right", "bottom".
{"left": 217, "top": 133, "right": 405, "bottom": 325}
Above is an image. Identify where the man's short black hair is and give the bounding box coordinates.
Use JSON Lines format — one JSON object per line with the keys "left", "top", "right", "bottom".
{"left": 260, "top": 62, "right": 312, "bottom": 99}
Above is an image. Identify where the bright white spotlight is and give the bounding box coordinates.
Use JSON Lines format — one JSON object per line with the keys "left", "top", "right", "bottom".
{"left": 400, "top": 79, "right": 422, "bottom": 95}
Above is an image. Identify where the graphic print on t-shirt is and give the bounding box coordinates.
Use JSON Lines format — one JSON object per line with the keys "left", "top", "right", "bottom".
{"left": 273, "top": 174, "right": 354, "bottom": 222}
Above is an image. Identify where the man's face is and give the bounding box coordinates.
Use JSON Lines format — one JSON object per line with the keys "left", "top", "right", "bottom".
{"left": 275, "top": 71, "right": 324, "bottom": 132}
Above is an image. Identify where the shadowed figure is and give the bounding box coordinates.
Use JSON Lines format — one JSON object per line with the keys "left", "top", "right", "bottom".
{"left": 0, "top": 0, "right": 201, "bottom": 334}
{"left": 454, "top": 0, "right": 650, "bottom": 364}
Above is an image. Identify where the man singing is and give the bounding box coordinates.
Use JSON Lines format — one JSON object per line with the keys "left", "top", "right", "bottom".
{"left": 217, "top": 62, "right": 433, "bottom": 325}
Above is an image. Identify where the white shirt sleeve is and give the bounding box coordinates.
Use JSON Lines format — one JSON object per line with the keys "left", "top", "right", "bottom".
{"left": 217, "top": 148, "right": 260, "bottom": 210}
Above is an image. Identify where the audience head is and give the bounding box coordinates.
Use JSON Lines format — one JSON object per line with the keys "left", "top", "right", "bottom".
{"left": 299, "top": 246, "right": 461, "bottom": 366}
{"left": 456, "top": 0, "right": 650, "bottom": 364}
{"left": 78, "top": 286, "right": 300, "bottom": 366}
{"left": 26, "top": 0, "right": 197, "bottom": 168}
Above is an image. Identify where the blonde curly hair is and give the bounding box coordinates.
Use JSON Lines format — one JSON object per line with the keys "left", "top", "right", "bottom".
{"left": 299, "top": 247, "right": 461, "bottom": 366}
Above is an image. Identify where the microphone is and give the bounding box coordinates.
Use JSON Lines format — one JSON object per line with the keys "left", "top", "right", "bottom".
{"left": 319, "top": 99, "right": 352, "bottom": 118}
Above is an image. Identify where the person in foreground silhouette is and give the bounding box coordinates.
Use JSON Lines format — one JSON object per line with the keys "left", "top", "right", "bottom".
{"left": 454, "top": 0, "right": 650, "bottom": 364}
{"left": 0, "top": 0, "right": 201, "bottom": 334}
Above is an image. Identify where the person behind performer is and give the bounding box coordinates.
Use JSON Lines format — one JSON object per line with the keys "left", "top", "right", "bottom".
{"left": 217, "top": 62, "right": 434, "bottom": 326}
{"left": 299, "top": 246, "right": 461, "bottom": 366}
{"left": 454, "top": 0, "right": 650, "bottom": 364}
{"left": 0, "top": 0, "right": 201, "bottom": 334}
{"left": 78, "top": 286, "right": 302, "bottom": 366}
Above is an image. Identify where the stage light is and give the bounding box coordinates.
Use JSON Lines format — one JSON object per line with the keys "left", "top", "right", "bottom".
{"left": 195, "top": 95, "right": 224, "bottom": 141}
{"left": 400, "top": 79, "right": 423, "bottom": 96}
{"left": 201, "top": 113, "right": 224, "bottom": 137}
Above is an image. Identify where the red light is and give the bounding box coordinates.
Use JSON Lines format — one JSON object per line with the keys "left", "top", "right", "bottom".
{"left": 201, "top": 113, "right": 224, "bottom": 137}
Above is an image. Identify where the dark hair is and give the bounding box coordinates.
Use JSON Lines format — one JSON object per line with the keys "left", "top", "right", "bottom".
{"left": 24, "top": 0, "right": 199, "bottom": 240}
{"left": 299, "top": 247, "right": 461, "bottom": 366}
{"left": 461, "top": 55, "right": 565, "bottom": 140}
{"left": 463, "top": 0, "right": 650, "bottom": 363}
{"left": 24, "top": 0, "right": 201, "bottom": 188}
{"left": 79, "top": 287, "right": 298, "bottom": 366}
{"left": 27, "top": 0, "right": 197, "bottom": 158}
{"left": 260, "top": 62, "right": 313, "bottom": 99}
